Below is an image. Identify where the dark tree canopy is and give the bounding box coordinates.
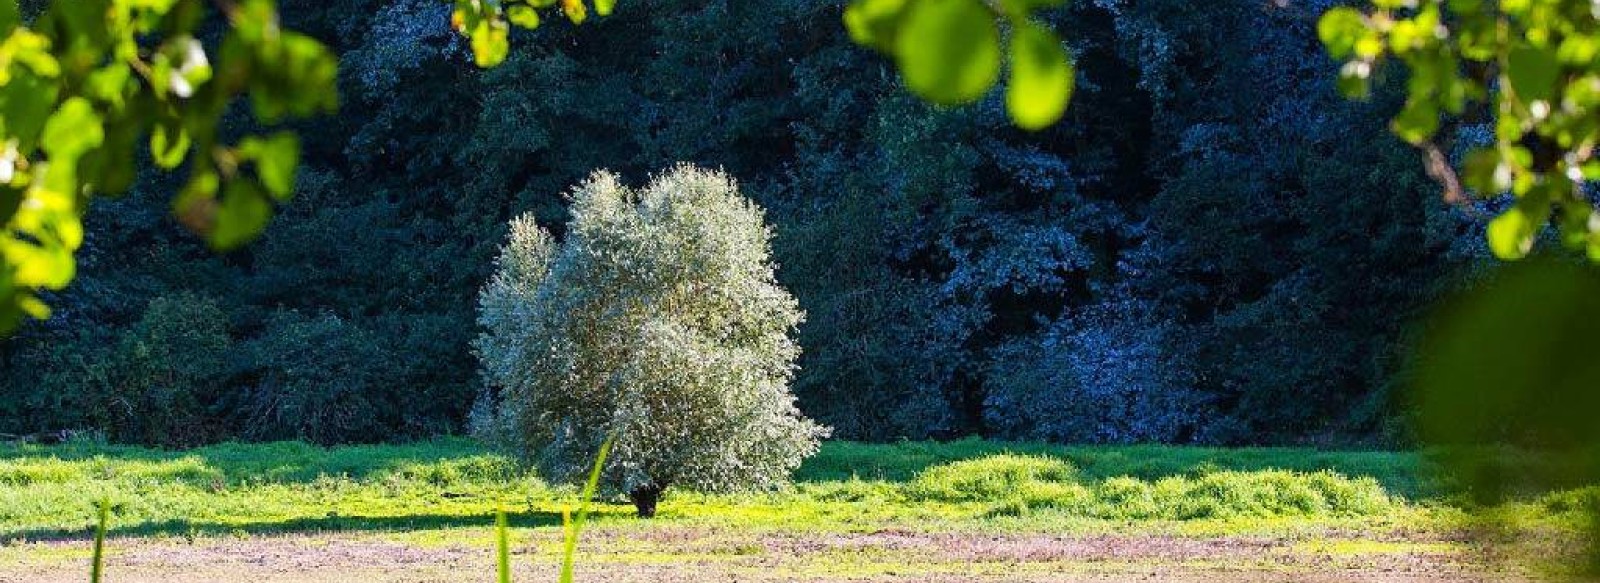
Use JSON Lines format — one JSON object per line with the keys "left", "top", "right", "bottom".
{"left": 0, "top": 0, "right": 1493, "bottom": 447}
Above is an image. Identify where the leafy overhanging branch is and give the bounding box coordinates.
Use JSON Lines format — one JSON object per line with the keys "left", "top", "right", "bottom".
{"left": 1320, "top": 0, "right": 1600, "bottom": 260}
{"left": 0, "top": 0, "right": 337, "bottom": 333}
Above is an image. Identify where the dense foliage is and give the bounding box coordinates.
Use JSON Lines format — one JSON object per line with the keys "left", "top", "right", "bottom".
{"left": 474, "top": 166, "right": 826, "bottom": 516}
{"left": 1321, "top": 0, "right": 1600, "bottom": 260}
{"left": 0, "top": 0, "right": 1491, "bottom": 447}
{"left": 0, "top": 0, "right": 337, "bottom": 333}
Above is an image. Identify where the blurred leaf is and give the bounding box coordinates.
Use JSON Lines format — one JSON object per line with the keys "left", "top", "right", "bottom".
{"left": 173, "top": 171, "right": 220, "bottom": 235}
{"left": 150, "top": 121, "right": 190, "bottom": 169}
{"left": 1006, "top": 21, "right": 1072, "bottom": 130}
{"left": 1318, "top": 8, "right": 1369, "bottom": 60}
{"left": 843, "top": 0, "right": 908, "bottom": 52}
{"left": 595, "top": 0, "right": 616, "bottom": 17}
{"left": 1461, "top": 149, "right": 1505, "bottom": 195}
{"left": 562, "top": 0, "right": 586, "bottom": 24}
{"left": 5, "top": 236, "right": 75, "bottom": 289}
{"left": 1336, "top": 67, "right": 1371, "bottom": 99}
{"left": 1390, "top": 98, "right": 1439, "bottom": 144}
{"left": 895, "top": 0, "right": 1001, "bottom": 105}
{"left": 0, "top": 73, "right": 59, "bottom": 152}
{"left": 1507, "top": 45, "right": 1559, "bottom": 105}
{"left": 1415, "top": 260, "right": 1600, "bottom": 501}
{"left": 239, "top": 133, "right": 299, "bottom": 201}
{"left": 82, "top": 118, "right": 138, "bottom": 194}
{"left": 40, "top": 98, "right": 104, "bottom": 161}
{"left": 0, "top": 0, "right": 17, "bottom": 36}
{"left": 209, "top": 180, "right": 271, "bottom": 251}
{"left": 471, "top": 19, "right": 509, "bottom": 68}
{"left": 507, "top": 5, "right": 541, "bottom": 29}
{"left": 1487, "top": 205, "right": 1538, "bottom": 260}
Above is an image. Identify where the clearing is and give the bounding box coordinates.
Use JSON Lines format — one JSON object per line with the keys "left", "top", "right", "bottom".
{"left": 0, "top": 439, "right": 1583, "bottom": 582}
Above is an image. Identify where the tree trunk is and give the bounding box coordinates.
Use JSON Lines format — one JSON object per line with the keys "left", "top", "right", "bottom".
{"left": 629, "top": 483, "right": 664, "bottom": 518}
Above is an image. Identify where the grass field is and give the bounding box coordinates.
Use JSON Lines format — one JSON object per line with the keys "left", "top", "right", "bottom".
{"left": 0, "top": 438, "right": 1588, "bottom": 582}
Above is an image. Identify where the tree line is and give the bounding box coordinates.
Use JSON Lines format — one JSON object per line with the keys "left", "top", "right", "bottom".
{"left": 0, "top": 0, "right": 1488, "bottom": 447}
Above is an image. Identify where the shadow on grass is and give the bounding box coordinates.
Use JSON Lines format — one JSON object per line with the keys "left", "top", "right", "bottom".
{"left": 0, "top": 511, "right": 568, "bottom": 544}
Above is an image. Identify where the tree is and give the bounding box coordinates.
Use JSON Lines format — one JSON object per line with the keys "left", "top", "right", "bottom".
{"left": 474, "top": 165, "right": 828, "bottom": 517}
{"left": 0, "top": 0, "right": 337, "bottom": 333}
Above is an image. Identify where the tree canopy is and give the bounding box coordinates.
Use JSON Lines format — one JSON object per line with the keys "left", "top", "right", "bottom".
{"left": 474, "top": 166, "right": 826, "bottom": 517}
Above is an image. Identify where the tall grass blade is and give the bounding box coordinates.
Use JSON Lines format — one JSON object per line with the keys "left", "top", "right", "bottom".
{"left": 90, "top": 500, "right": 108, "bottom": 583}
{"left": 496, "top": 509, "right": 511, "bottom": 583}
{"left": 559, "top": 437, "right": 613, "bottom": 583}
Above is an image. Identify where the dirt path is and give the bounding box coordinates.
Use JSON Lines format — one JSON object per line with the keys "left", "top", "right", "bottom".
{"left": 0, "top": 528, "right": 1527, "bottom": 582}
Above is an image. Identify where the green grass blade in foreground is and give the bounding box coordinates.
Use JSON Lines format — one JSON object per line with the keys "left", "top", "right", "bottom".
{"left": 496, "top": 510, "right": 511, "bottom": 583}
{"left": 91, "top": 500, "right": 108, "bottom": 583}
{"left": 560, "top": 437, "right": 613, "bottom": 583}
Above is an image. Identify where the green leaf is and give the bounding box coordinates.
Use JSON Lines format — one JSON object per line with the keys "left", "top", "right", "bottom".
{"left": 4, "top": 237, "right": 75, "bottom": 289}
{"left": 507, "top": 5, "right": 541, "bottom": 29}
{"left": 0, "top": 73, "right": 61, "bottom": 153}
{"left": 209, "top": 180, "right": 272, "bottom": 251}
{"left": 895, "top": 0, "right": 1001, "bottom": 105}
{"left": 1318, "top": 8, "right": 1369, "bottom": 60}
{"left": 1507, "top": 45, "right": 1560, "bottom": 105}
{"left": 1390, "top": 98, "right": 1439, "bottom": 144}
{"left": 40, "top": 98, "right": 104, "bottom": 161}
{"left": 0, "top": 0, "right": 17, "bottom": 35}
{"left": 82, "top": 118, "right": 138, "bottom": 194}
{"left": 1336, "top": 68, "right": 1371, "bottom": 100}
{"left": 0, "top": 186, "right": 19, "bottom": 225}
{"left": 150, "top": 121, "right": 190, "bottom": 169}
{"left": 471, "top": 18, "right": 510, "bottom": 68}
{"left": 595, "top": 0, "right": 616, "bottom": 16}
{"left": 844, "top": 0, "right": 909, "bottom": 52}
{"left": 562, "top": 0, "right": 587, "bottom": 23}
{"left": 1006, "top": 21, "right": 1072, "bottom": 131}
{"left": 1460, "top": 149, "right": 1507, "bottom": 195}
{"left": 16, "top": 293, "right": 47, "bottom": 320}
{"left": 239, "top": 133, "right": 299, "bottom": 201}
{"left": 172, "top": 171, "right": 219, "bottom": 234}
{"left": 83, "top": 64, "right": 132, "bottom": 108}
{"left": 1487, "top": 205, "right": 1539, "bottom": 260}
{"left": 1414, "top": 261, "right": 1600, "bottom": 507}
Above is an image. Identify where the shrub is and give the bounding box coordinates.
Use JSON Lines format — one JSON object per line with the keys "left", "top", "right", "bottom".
{"left": 984, "top": 299, "right": 1201, "bottom": 444}
{"left": 474, "top": 165, "right": 829, "bottom": 517}
{"left": 236, "top": 311, "right": 400, "bottom": 445}
{"left": 31, "top": 294, "right": 234, "bottom": 447}
{"left": 907, "top": 454, "right": 1078, "bottom": 503}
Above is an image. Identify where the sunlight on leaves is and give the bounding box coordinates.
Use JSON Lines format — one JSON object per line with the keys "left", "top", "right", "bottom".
{"left": 896, "top": 0, "right": 1001, "bottom": 105}
{"left": 845, "top": 0, "right": 1075, "bottom": 129}
{"left": 1319, "top": 1, "right": 1600, "bottom": 262}
{"left": 0, "top": 0, "right": 338, "bottom": 333}
{"left": 1007, "top": 21, "right": 1073, "bottom": 130}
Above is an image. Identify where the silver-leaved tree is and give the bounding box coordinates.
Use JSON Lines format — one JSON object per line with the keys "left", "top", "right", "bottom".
{"left": 473, "top": 164, "right": 828, "bottom": 517}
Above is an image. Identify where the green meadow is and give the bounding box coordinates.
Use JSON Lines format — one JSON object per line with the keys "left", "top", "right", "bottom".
{"left": 0, "top": 439, "right": 1588, "bottom": 581}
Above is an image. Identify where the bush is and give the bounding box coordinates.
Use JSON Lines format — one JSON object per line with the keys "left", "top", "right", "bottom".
{"left": 984, "top": 299, "right": 1201, "bottom": 444}
{"left": 907, "top": 454, "right": 1078, "bottom": 502}
{"left": 235, "top": 311, "right": 400, "bottom": 445}
{"left": 29, "top": 294, "right": 234, "bottom": 447}
{"left": 474, "top": 165, "right": 829, "bottom": 517}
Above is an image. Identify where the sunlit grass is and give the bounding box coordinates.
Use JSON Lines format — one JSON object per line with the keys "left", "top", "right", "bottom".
{"left": 0, "top": 437, "right": 1581, "bottom": 545}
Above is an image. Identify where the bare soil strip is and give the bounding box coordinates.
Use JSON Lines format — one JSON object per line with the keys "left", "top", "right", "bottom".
{"left": 0, "top": 528, "right": 1527, "bottom": 583}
